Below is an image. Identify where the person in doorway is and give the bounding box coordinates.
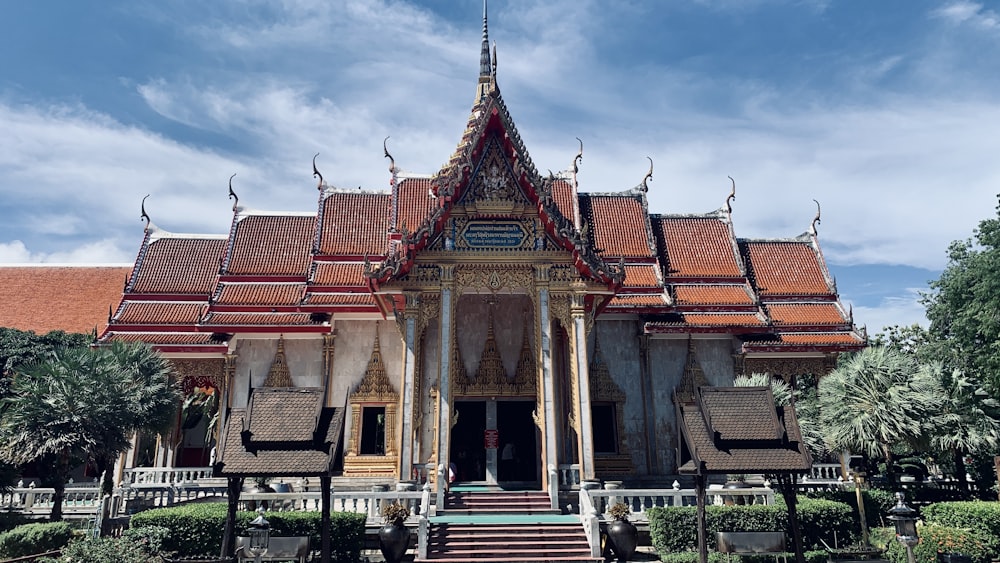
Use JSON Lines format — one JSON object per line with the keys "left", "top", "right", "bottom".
{"left": 501, "top": 442, "right": 516, "bottom": 481}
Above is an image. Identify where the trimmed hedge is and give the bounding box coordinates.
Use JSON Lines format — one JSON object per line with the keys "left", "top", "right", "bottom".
{"left": 872, "top": 525, "right": 995, "bottom": 563}
{"left": 0, "top": 512, "right": 33, "bottom": 533}
{"left": 39, "top": 526, "right": 171, "bottom": 563}
{"left": 805, "top": 487, "right": 896, "bottom": 530}
{"left": 130, "top": 503, "right": 365, "bottom": 562}
{"left": 660, "top": 550, "right": 829, "bottom": 563}
{"left": 0, "top": 521, "right": 74, "bottom": 558}
{"left": 921, "top": 501, "right": 1000, "bottom": 540}
{"left": 648, "top": 498, "right": 854, "bottom": 556}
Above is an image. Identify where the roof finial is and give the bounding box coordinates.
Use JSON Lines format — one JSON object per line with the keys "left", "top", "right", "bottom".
{"left": 480, "top": 0, "right": 491, "bottom": 77}
{"left": 572, "top": 137, "right": 583, "bottom": 175}
{"left": 228, "top": 173, "right": 239, "bottom": 211}
{"left": 640, "top": 156, "right": 653, "bottom": 193}
{"left": 725, "top": 176, "right": 736, "bottom": 215}
{"left": 383, "top": 137, "right": 396, "bottom": 175}
{"left": 312, "top": 153, "right": 324, "bottom": 191}
{"left": 140, "top": 194, "right": 151, "bottom": 230}
{"left": 810, "top": 199, "right": 821, "bottom": 236}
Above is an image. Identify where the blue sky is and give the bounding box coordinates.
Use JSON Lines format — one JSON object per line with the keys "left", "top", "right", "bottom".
{"left": 2, "top": 0, "right": 999, "bottom": 333}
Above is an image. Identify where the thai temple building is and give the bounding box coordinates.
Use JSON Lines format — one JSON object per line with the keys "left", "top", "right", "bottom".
{"left": 96, "top": 6, "right": 865, "bottom": 492}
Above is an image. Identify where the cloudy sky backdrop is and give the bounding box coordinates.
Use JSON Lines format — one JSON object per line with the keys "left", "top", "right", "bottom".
{"left": 2, "top": 0, "right": 999, "bottom": 333}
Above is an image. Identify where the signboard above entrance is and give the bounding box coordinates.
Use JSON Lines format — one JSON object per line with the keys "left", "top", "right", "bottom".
{"left": 461, "top": 221, "right": 527, "bottom": 248}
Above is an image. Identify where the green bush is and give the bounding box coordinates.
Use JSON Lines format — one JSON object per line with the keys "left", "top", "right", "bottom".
{"left": 648, "top": 498, "right": 854, "bottom": 556}
{"left": 130, "top": 502, "right": 365, "bottom": 562}
{"left": 658, "top": 549, "right": 828, "bottom": 563}
{"left": 40, "top": 526, "right": 171, "bottom": 563}
{"left": 0, "top": 512, "right": 33, "bottom": 533}
{"left": 872, "top": 524, "right": 994, "bottom": 563}
{"left": 805, "top": 487, "right": 896, "bottom": 530}
{"left": 922, "top": 500, "right": 1000, "bottom": 540}
{"left": 0, "top": 521, "right": 74, "bottom": 558}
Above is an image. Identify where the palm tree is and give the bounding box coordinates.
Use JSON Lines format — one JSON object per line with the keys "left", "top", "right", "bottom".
{"left": 0, "top": 342, "right": 180, "bottom": 519}
{"left": 928, "top": 365, "right": 1000, "bottom": 491}
{"left": 818, "top": 346, "right": 944, "bottom": 485}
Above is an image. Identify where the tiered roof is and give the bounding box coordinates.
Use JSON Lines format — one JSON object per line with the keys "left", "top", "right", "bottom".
{"left": 96, "top": 9, "right": 864, "bottom": 356}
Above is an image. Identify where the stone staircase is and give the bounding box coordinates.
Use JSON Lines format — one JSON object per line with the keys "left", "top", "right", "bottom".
{"left": 417, "top": 491, "right": 601, "bottom": 563}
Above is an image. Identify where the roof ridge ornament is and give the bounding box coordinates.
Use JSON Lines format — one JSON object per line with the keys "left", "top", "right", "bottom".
{"left": 572, "top": 137, "right": 583, "bottom": 176}
{"left": 140, "top": 194, "right": 151, "bottom": 231}
{"left": 640, "top": 156, "right": 653, "bottom": 193}
{"left": 312, "top": 153, "right": 324, "bottom": 191}
{"left": 725, "top": 176, "right": 736, "bottom": 216}
{"left": 228, "top": 173, "right": 239, "bottom": 212}
{"left": 809, "top": 199, "right": 821, "bottom": 236}
{"left": 383, "top": 137, "right": 396, "bottom": 177}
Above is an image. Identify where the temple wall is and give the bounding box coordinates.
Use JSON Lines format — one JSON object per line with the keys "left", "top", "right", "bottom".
{"left": 592, "top": 320, "right": 648, "bottom": 474}
{"left": 332, "top": 320, "right": 405, "bottom": 445}
{"left": 229, "top": 338, "right": 325, "bottom": 408}
{"left": 455, "top": 294, "right": 533, "bottom": 376}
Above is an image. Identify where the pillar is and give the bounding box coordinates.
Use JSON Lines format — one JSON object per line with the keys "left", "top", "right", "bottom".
{"left": 398, "top": 292, "right": 419, "bottom": 480}
{"left": 436, "top": 266, "right": 454, "bottom": 508}
{"left": 570, "top": 290, "right": 595, "bottom": 480}
{"left": 536, "top": 266, "right": 559, "bottom": 493}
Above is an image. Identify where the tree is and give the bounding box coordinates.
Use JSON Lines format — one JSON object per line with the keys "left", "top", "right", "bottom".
{"left": 923, "top": 196, "right": 1000, "bottom": 392}
{"left": 927, "top": 364, "right": 1000, "bottom": 492}
{"left": 818, "top": 346, "right": 943, "bottom": 485}
{"left": 0, "top": 342, "right": 180, "bottom": 519}
{"left": 0, "top": 328, "right": 90, "bottom": 378}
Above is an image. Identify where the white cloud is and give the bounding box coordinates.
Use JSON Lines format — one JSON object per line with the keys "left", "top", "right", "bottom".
{"left": 850, "top": 287, "right": 929, "bottom": 335}
{"left": 931, "top": 1, "right": 999, "bottom": 30}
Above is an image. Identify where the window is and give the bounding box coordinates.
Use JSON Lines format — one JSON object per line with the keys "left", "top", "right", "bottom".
{"left": 591, "top": 403, "right": 618, "bottom": 454}
{"left": 359, "top": 406, "right": 386, "bottom": 455}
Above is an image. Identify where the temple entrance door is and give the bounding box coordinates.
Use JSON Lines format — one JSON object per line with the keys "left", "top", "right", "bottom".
{"left": 497, "top": 400, "right": 538, "bottom": 487}
{"left": 450, "top": 401, "right": 486, "bottom": 483}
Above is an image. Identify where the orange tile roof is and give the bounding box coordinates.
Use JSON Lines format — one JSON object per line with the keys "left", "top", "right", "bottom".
{"left": 622, "top": 264, "right": 660, "bottom": 288}
{"left": 106, "top": 332, "right": 221, "bottom": 345}
{"left": 658, "top": 217, "right": 742, "bottom": 278}
{"left": 227, "top": 215, "right": 315, "bottom": 276}
{"left": 319, "top": 192, "right": 389, "bottom": 256}
{"left": 773, "top": 333, "right": 863, "bottom": 345}
{"left": 683, "top": 313, "right": 764, "bottom": 326}
{"left": 674, "top": 284, "right": 755, "bottom": 306}
{"left": 116, "top": 302, "right": 203, "bottom": 325}
{"left": 204, "top": 312, "right": 315, "bottom": 326}
{"left": 608, "top": 294, "right": 667, "bottom": 307}
{"left": 767, "top": 303, "right": 845, "bottom": 326}
{"left": 133, "top": 237, "right": 225, "bottom": 294}
{"left": 304, "top": 293, "right": 376, "bottom": 306}
{"left": 214, "top": 283, "right": 304, "bottom": 306}
{"left": 396, "top": 178, "right": 436, "bottom": 235}
{"left": 0, "top": 265, "right": 130, "bottom": 335}
{"left": 583, "top": 195, "right": 653, "bottom": 257}
{"left": 551, "top": 179, "right": 577, "bottom": 223}
{"left": 311, "top": 262, "right": 366, "bottom": 286}
{"left": 744, "top": 241, "right": 831, "bottom": 296}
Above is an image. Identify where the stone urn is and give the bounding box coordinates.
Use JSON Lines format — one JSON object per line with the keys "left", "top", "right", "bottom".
{"left": 378, "top": 502, "right": 411, "bottom": 563}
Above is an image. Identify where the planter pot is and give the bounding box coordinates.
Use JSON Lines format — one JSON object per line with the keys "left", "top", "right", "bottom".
{"left": 606, "top": 519, "right": 637, "bottom": 563}
{"left": 378, "top": 521, "right": 411, "bottom": 563}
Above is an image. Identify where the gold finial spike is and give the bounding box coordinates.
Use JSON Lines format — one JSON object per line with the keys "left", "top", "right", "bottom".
{"left": 810, "top": 199, "right": 821, "bottom": 236}
{"left": 641, "top": 157, "right": 653, "bottom": 193}
{"left": 312, "top": 153, "right": 324, "bottom": 191}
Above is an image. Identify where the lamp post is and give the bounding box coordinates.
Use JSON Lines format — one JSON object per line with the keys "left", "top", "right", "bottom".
{"left": 248, "top": 506, "right": 270, "bottom": 563}
{"left": 888, "top": 492, "right": 918, "bottom": 563}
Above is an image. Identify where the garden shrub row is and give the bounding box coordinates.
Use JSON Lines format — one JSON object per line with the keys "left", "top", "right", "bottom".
{"left": 921, "top": 500, "right": 1000, "bottom": 540}
{"left": 130, "top": 502, "right": 366, "bottom": 562}
{"left": 648, "top": 498, "right": 854, "bottom": 556}
{"left": 659, "top": 549, "right": 829, "bottom": 563}
{"left": 37, "top": 526, "right": 171, "bottom": 563}
{"left": 805, "top": 487, "right": 896, "bottom": 529}
{"left": 0, "top": 521, "right": 73, "bottom": 558}
{"left": 871, "top": 524, "right": 994, "bottom": 563}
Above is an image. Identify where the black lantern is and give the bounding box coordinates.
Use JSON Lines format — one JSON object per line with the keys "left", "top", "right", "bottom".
{"left": 888, "top": 492, "right": 918, "bottom": 563}
{"left": 248, "top": 506, "right": 270, "bottom": 562}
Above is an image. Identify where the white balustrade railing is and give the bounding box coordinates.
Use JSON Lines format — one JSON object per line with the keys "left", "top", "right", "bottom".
{"left": 121, "top": 466, "right": 215, "bottom": 486}
{"left": 557, "top": 463, "right": 580, "bottom": 489}
{"left": 579, "top": 484, "right": 775, "bottom": 523}
{"left": 807, "top": 463, "right": 848, "bottom": 482}
{"left": 0, "top": 484, "right": 103, "bottom": 518}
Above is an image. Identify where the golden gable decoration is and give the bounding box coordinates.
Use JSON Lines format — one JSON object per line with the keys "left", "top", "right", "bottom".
{"left": 463, "top": 140, "right": 528, "bottom": 215}
{"left": 512, "top": 316, "right": 537, "bottom": 396}
{"left": 590, "top": 336, "right": 634, "bottom": 476}
{"left": 344, "top": 326, "right": 399, "bottom": 478}
{"left": 263, "top": 337, "right": 292, "bottom": 388}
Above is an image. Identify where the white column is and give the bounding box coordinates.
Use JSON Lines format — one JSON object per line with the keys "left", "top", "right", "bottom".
{"left": 436, "top": 284, "right": 453, "bottom": 508}
{"left": 486, "top": 399, "right": 498, "bottom": 484}
{"left": 539, "top": 289, "right": 559, "bottom": 489}
{"left": 572, "top": 303, "right": 595, "bottom": 480}
{"left": 398, "top": 293, "right": 418, "bottom": 480}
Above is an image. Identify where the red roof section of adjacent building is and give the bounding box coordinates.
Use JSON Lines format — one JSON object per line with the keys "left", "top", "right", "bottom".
{"left": 116, "top": 301, "right": 203, "bottom": 325}
{"left": 304, "top": 293, "right": 376, "bottom": 306}
{"left": 767, "top": 303, "right": 845, "bottom": 326}
{"left": 0, "top": 266, "right": 131, "bottom": 335}
{"left": 132, "top": 237, "right": 226, "bottom": 295}
{"left": 105, "top": 332, "right": 222, "bottom": 345}
{"left": 396, "top": 178, "right": 436, "bottom": 235}
{"left": 551, "top": 179, "right": 577, "bottom": 223}
{"left": 658, "top": 217, "right": 742, "bottom": 278}
{"left": 583, "top": 195, "right": 653, "bottom": 258}
{"left": 227, "top": 215, "right": 315, "bottom": 276}
{"left": 622, "top": 264, "right": 660, "bottom": 288}
{"left": 608, "top": 294, "right": 668, "bottom": 307}
{"left": 311, "top": 262, "right": 366, "bottom": 287}
{"left": 771, "top": 333, "right": 863, "bottom": 345}
{"left": 319, "top": 192, "right": 389, "bottom": 256}
{"left": 744, "top": 241, "right": 831, "bottom": 296}
{"left": 683, "top": 313, "right": 765, "bottom": 327}
{"left": 674, "top": 284, "right": 754, "bottom": 306}
{"left": 204, "top": 312, "right": 315, "bottom": 326}
{"left": 214, "top": 283, "right": 304, "bottom": 306}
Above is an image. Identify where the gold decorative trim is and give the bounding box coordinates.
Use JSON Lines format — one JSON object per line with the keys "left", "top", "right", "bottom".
{"left": 263, "top": 336, "right": 292, "bottom": 388}
{"left": 344, "top": 326, "right": 400, "bottom": 478}
{"left": 674, "top": 338, "right": 709, "bottom": 404}
{"left": 589, "top": 336, "right": 633, "bottom": 475}
{"left": 454, "top": 265, "right": 533, "bottom": 295}
{"left": 512, "top": 316, "right": 537, "bottom": 396}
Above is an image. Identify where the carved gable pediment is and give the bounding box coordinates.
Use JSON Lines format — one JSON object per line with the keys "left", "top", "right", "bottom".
{"left": 264, "top": 337, "right": 292, "bottom": 388}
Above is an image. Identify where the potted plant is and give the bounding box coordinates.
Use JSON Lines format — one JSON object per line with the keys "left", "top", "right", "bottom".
{"left": 379, "top": 502, "right": 411, "bottom": 563}
{"left": 605, "top": 501, "right": 637, "bottom": 562}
